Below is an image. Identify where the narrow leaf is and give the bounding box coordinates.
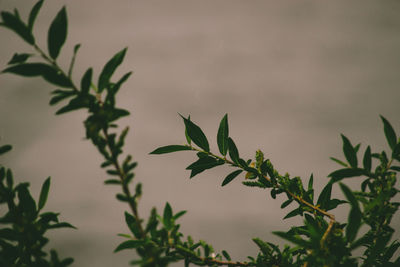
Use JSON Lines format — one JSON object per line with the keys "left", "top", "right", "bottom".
{"left": 163, "top": 202, "right": 173, "bottom": 229}
{"left": 222, "top": 250, "right": 231, "bottom": 261}
{"left": 328, "top": 168, "right": 366, "bottom": 183}
{"left": 317, "top": 183, "right": 332, "bottom": 210}
{"left": 150, "top": 145, "right": 191, "bottom": 154}
{"left": 48, "top": 7, "right": 68, "bottom": 59}
{"left": 363, "top": 146, "right": 371, "bottom": 173}
{"left": 98, "top": 48, "right": 127, "bottom": 92}
{"left": 1, "top": 11, "right": 35, "bottom": 44}
{"left": 283, "top": 208, "right": 301, "bottom": 219}
{"left": 2, "top": 63, "right": 72, "bottom": 88}
{"left": 221, "top": 170, "right": 243, "bottom": 186}
{"left": 0, "top": 145, "right": 12, "bottom": 155}
{"left": 329, "top": 157, "right": 348, "bottom": 167}
{"left": 339, "top": 183, "right": 359, "bottom": 209}
{"left": 38, "top": 177, "right": 50, "bottom": 210}
{"left": 228, "top": 137, "right": 239, "bottom": 164}
{"left": 114, "top": 240, "right": 145, "bottom": 253}
{"left": 7, "top": 53, "right": 32, "bottom": 65}
{"left": 28, "top": 0, "right": 44, "bottom": 30}
{"left": 180, "top": 114, "right": 209, "bottom": 152}
{"left": 341, "top": 134, "right": 358, "bottom": 168}
{"left": 380, "top": 115, "right": 397, "bottom": 149}
{"left": 346, "top": 208, "right": 362, "bottom": 243}
{"left": 217, "top": 114, "right": 229, "bottom": 156}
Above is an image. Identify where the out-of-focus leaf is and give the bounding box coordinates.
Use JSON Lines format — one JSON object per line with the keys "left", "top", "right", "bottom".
{"left": 217, "top": 114, "right": 229, "bottom": 156}
{"left": 1, "top": 11, "right": 35, "bottom": 44}
{"left": 38, "top": 177, "right": 50, "bottom": 210}
{"left": 0, "top": 145, "right": 12, "bottom": 155}
{"left": 150, "top": 145, "right": 191, "bottom": 154}
{"left": 329, "top": 157, "right": 348, "bottom": 167}
{"left": 363, "top": 146, "right": 371, "bottom": 173}
{"left": 2, "top": 63, "right": 72, "bottom": 88}
{"left": 380, "top": 115, "right": 397, "bottom": 150}
{"left": 7, "top": 53, "right": 32, "bottom": 65}
{"left": 317, "top": 183, "right": 332, "bottom": 210}
{"left": 98, "top": 48, "right": 127, "bottom": 92}
{"left": 114, "top": 240, "right": 145, "bottom": 253}
{"left": 328, "top": 168, "right": 366, "bottom": 183}
{"left": 163, "top": 202, "right": 173, "bottom": 229}
{"left": 341, "top": 134, "right": 358, "bottom": 168}
{"left": 28, "top": 0, "right": 44, "bottom": 30}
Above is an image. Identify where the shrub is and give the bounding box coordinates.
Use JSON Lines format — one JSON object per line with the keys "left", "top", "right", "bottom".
{"left": 1, "top": 1, "right": 399, "bottom": 266}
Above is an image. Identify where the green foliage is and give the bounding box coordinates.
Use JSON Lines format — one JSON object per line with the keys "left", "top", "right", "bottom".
{"left": 1, "top": 1, "right": 399, "bottom": 266}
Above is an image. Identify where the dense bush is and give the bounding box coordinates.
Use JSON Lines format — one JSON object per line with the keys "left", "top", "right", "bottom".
{"left": 1, "top": 1, "right": 399, "bottom": 266}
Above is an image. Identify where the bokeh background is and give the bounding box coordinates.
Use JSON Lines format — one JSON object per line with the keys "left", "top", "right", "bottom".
{"left": 1, "top": 0, "right": 400, "bottom": 266}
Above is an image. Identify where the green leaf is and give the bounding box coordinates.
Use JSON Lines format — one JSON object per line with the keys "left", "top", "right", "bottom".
{"left": 346, "top": 207, "right": 362, "bottom": 243}
{"left": 363, "top": 146, "right": 371, "bottom": 173}
{"left": 55, "top": 96, "right": 92, "bottom": 115}
{"left": 0, "top": 145, "right": 12, "bottom": 155}
{"left": 173, "top": 210, "right": 187, "bottom": 220}
{"left": 341, "top": 134, "right": 358, "bottom": 168}
{"left": 163, "top": 202, "right": 173, "bottom": 229}
{"left": 48, "top": 6, "right": 68, "bottom": 59}
{"left": 98, "top": 48, "right": 127, "bottom": 92}
{"left": 0, "top": 11, "right": 35, "bottom": 44}
{"left": 17, "top": 186, "right": 37, "bottom": 220}
{"left": 7, "top": 53, "right": 32, "bottom": 65}
{"left": 104, "top": 179, "right": 121, "bottom": 185}
{"left": 38, "top": 177, "right": 50, "bottom": 210}
{"left": 281, "top": 198, "right": 293, "bottom": 209}
{"left": 222, "top": 250, "right": 231, "bottom": 261}
{"left": 150, "top": 145, "right": 191, "bottom": 154}
{"left": 284, "top": 207, "right": 302, "bottom": 219}
{"left": 329, "top": 157, "right": 348, "bottom": 167}
{"left": 339, "top": 183, "right": 359, "bottom": 210}
{"left": 80, "top": 68, "right": 92, "bottom": 95}
{"left": 228, "top": 137, "right": 239, "bottom": 164}
{"left": 114, "top": 240, "right": 145, "bottom": 253}
{"left": 272, "top": 231, "right": 309, "bottom": 247}
{"left": 380, "top": 115, "right": 397, "bottom": 150}
{"left": 317, "top": 183, "right": 332, "bottom": 210}
{"left": 308, "top": 174, "right": 313, "bottom": 191}
{"left": 328, "top": 168, "right": 366, "bottom": 183}
{"left": 186, "top": 156, "right": 223, "bottom": 178}
{"left": 2, "top": 63, "right": 72, "bottom": 88}
{"left": 217, "top": 114, "right": 229, "bottom": 156}
{"left": 180, "top": 114, "right": 210, "bottom": 152}
{"left": 48, "top": 222, "right": 76, "bottom": 229}
{"left": 28, "top": 0, "right": 44, "bottom": 31}
{"left": 49, "top": 89, "right": 75, "bottom": 105}
{"left": 221, "top": 170, "right": 243, "bottom": 186}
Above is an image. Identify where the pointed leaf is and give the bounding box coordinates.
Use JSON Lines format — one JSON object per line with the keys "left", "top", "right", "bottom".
{"left": 2, "top": 63, "right": 72, "bottom": 87}
{"left": 98, "top": 48, "right": 127, "bottom": 92}
{"left": 339, "top": 183, "right": 359, "bottom": 209}
{"left": 163, "top": 202, "right": 173, "bottom": 229}
{"left": 283, "top": 207, "right": 301, "bottom": 219}
{"left": 308, "top": 174, "right": 313, "bottom": 191}
{"left": 380, "top": 115, "right": 397, "bottom": 149}
{"left": 0, "top": 145, "right": 12, "bottom": 155}
{"left": 150, "top": 145, "right": 191, "bottom": 154}
{"left": 329, "top": 157, "right": 348, "bottom": 167}
{"left": 28, "top": 0, "right": 44, "bottom": 31}
{"left": 363, "top": 146, "right": 371, "bottom": 172}
{"left": 346, "top": 208, "right": 362, "bottom": 243}
{"left": 48, "top": 7, "right": 68, "bottom": 59}
{"left": 7, "top": 53, "right": 32, "bottom": 65}
{"left": 80, "top": 68, "right": 92, "bottom": 95}
{"left": 272, "top": 231, "right": 309, "bottom": 247}
{"left": 328, "top": 168, "right": 366, "bottom": 183}
{"left": 38, "top": 177, "right": 51, "bottom": 210}
{"left": 186, "top": 157, "right": 223, "bottom": 178}
{"left": 317, "top": 183, "right": 332, "bottom": 210}
{"left": 114, "top": 240, "right": 145, "bottom": 252}
{"left": 341, "top": 134, "right": 358, "bottom": 168}
{"left": 1, "top": 11, "right": 35, "bottom": 44}
{"left": 221, "top": 170, "right": 242, "bottom": 186}
{"left": 228, "top": 137, "right": 239, "bottom": 164}
{"left": 180, "top": 114, "right": 209, "bottom": 152}
{"left": 217, "top": 114, "right": 229, "bottom": 156}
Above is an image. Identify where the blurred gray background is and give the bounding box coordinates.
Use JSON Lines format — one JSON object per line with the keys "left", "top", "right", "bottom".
{"left": 1, "top": 0, "right": 400, "bottom": 266}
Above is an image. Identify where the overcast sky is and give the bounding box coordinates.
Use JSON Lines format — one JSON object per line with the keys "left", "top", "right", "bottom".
{"left": 1, "top": 0, "right": 400, "bottom": 266}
